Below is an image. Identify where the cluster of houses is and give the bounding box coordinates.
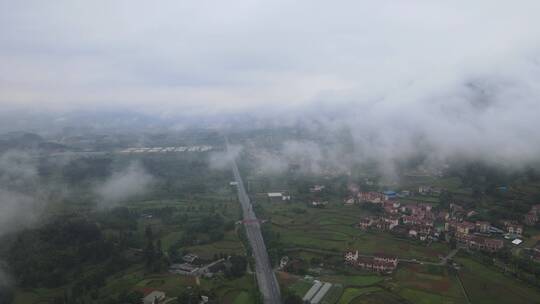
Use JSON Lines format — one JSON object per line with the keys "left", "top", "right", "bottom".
{"left": 341, "top": 186, "right": 524, "bottom": 273}
{"left": 356, "top": 196, "right": 438, "bottom": 242}
{"left": 456, "top": 234, "right": 504, "bottom": 252}
{"left": 344, "top": 250, "right": 399, "bottom": 274}
{"left": 349, "top": 187, "right": 522, "bottom": 254}
{"left": 418, "top": 185, "right": 443, "bottom": 196}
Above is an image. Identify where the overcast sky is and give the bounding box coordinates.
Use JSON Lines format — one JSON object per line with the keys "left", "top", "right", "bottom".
{"left": 2, "top": 1, "right": 540, "bottom": 164}
{"left": 1, "top": 0, "right": 539, "bottom": 115}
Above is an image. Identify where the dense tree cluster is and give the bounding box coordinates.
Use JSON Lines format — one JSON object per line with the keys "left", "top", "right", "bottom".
{"left": 261, "top": 224, "right": 283, "bottom": 267}
{"left": 6, "top": 217, "right": 114, "bottom": 288}
{"left": 96, "top": 207, "right": 138, "bottom": 231}
{"left": 62, "top": 158, "right": 112, "bottom": 184}
{"left": 224, "top": 255, "right": 247, "bottom": 278}
{"left": 1, "top": 214, "right": 135, "bottom": 302}
{"left": 168, "top": 213, "right": 228, "bottom": 262}
{"left": 283, "top": 294, "right": 303, "bottom": 304}
{"left": 141, "top": 156, "right": 230, "bottom": 197}
{"left": 143, "top": 226, "right": 168, "bottom": 273}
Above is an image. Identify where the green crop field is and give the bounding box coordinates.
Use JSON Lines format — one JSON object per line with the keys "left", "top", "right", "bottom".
{"left": 288, "top": 279, "right": 314, "bottom": 297}
{"left": 398, "top": 288, "right": 460, "bottom": 304}
{"left": 457, "top": 257, "right": 540, "bottom": 304}
{"left": 231, "top": 291, "right": 251, "bottom": 304}
{"left": 338, "top": 287, "right": 382, "bottom": 304}
{"left": 320, "top": 275, "right": 383, "bottom": 287}
{"left": 347, "top": 290, "right": 405, "bottom": 304}
{"left": 392, "top": 264, "right": 465, "bottom": 300}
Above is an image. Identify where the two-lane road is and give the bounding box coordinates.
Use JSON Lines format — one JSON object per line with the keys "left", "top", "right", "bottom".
{"left": 228, "top": 141, "right": 281, "bottom": 304}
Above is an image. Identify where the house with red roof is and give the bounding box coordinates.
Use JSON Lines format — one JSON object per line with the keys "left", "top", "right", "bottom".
{"left": 344, "top": 251, "right": 399, "bottom": 273}
{"left": 457, "top": 235, "right": 503, "bottom": 252}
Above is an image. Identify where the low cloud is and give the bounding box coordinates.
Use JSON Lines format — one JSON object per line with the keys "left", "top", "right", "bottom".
{"left": 94, "top": 162, "right": 155, "bottom": 205}
{"left": 0, "top": 151, "right": 43, "bottom": 235}
{"left": 0, "top": 150, "right": 38, "bottom": 189}
{"left": 253, "top": 150, "right": 288, "bottom": 175}
{"left": 0, "top": 190, "right": 42, "bottom": 236}
{"left": 0, "top": 151, "right": 43, "bottom": 293}
{"left": 252, "top": 140, "right": 356, "bottom": 176}
{"left": 209, "top": 145, "right": 243, "bottom": 170}
{"left": 1, "top": 1, "right": 540, "bottom": 176}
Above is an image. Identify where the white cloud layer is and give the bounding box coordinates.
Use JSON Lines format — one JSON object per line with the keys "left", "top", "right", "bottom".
{"left": 0, "top": 151, "right": 42, "bottom": 236}
{"left": 94, "top": 162, "right": 155, "bottom": 205}
{"left": 0, "top": 1, "right": 538, "bottom": 112}
{"left": 1, "top": 1, "right": 540, "bottom": 164}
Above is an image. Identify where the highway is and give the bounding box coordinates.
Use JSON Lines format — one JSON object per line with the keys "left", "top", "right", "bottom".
{"left": 228, "top": 141, "right": 282, "bottom": 304}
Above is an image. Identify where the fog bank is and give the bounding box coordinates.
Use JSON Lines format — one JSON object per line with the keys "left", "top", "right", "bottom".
{"left": 94, "top": 162, "right": 155, "bottom": 206}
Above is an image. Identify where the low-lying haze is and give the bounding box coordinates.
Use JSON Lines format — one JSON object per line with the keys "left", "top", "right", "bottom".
{"left": 94, "top": 162, "right": 155, "bottom": 206}
{"left": 0, "top": 151, "right": 43, "bottom": 235}
{"left": 1, "top": 1, "right": 540, "bottom": 165}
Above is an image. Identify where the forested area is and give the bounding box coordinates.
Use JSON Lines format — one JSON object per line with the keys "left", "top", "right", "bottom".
{"left": 0, "top": 201, "right": 238, "bottom": 303}
{"left": 0, "top": 143, "right": 237, "bottom": 303}
{"left": 1, "top": 216, "right": 132, "bottom": 302}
